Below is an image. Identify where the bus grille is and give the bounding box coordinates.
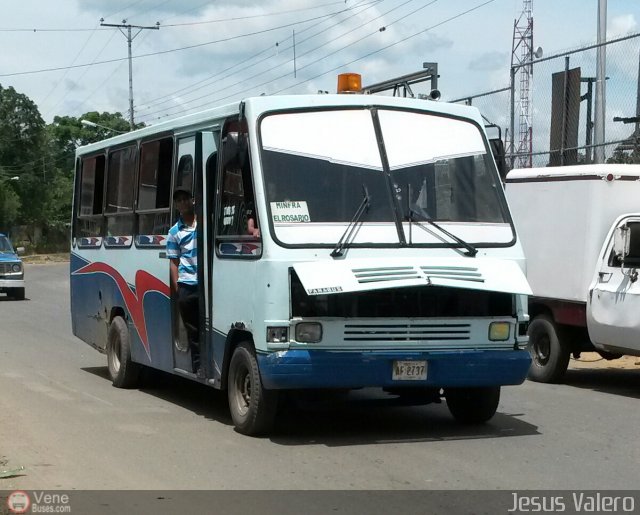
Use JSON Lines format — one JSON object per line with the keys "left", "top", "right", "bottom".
{"left": 419, "top": 266, "right": 484, "bottom": 283}
{"left": 352, "top": 266, "right": 421, "bottom": 283}
{"left": 0, "top": 263, "right": 14, "bottom": 274}
{"left": 344, "top": 323, "right": 471, "bottom": 342}
{"left": 351, "top": 265, "right": 484, "bottom": 285}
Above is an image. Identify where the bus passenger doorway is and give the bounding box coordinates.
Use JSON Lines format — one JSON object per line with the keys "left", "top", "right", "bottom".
{"left": 170, "top": 137, "right": 198, "bottom": 374}
{"left": 171, "top": 131, "right": 218, "bottom": 378}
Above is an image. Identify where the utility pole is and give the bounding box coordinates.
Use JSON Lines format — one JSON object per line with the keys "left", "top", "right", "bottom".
{"left": 594, "top": 0, "right": 607, "bottom": 163}
{"left": 580, "top": 77, "right": 597, "bottom": 163}
{"left": 100, "top": 18, "right": 160, "bottom": 130}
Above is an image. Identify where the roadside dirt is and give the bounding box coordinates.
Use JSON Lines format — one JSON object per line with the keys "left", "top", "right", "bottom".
{"left": 21, "top": 253, "right": 70, "bottom": 264}
{"left": 569, "top": 352, "right": 640, "bottom": 370}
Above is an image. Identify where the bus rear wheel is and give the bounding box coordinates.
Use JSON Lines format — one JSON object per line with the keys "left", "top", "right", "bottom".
{"left": 227, "top": 342, "right": 278, "bottom": 436}
{"left": 107, "top": 316, "right": 141, "bottom": 389}
{"left": 445, "top": 386, "right": 500, "bottom": 424}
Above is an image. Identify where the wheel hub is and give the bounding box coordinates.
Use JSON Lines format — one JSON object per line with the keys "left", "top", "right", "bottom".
{"left": 533, "top": 334, "right": 550, "bottom": 365}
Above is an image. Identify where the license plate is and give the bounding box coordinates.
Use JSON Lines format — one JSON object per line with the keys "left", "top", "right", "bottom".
{"left": 392, "top": 360, "right": 427, "bottom": 381}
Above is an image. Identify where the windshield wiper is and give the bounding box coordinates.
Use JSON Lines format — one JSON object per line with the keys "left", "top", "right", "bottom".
{"left": 408, "top": 204, "right": 477, "bottom": 257}
{"left": 331, "top": 185, "right": 370, "bottom": 258}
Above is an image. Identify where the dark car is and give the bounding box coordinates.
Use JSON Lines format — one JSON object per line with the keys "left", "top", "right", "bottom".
{"left": 0, "top": 233, "right": 25, "bottom": 300}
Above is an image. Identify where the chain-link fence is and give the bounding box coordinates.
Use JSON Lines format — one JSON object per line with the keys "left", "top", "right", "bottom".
{"left": 452, "top": 32, "right": 640, "bottom": 171}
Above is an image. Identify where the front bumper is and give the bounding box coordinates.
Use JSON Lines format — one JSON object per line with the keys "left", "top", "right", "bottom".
{"left": 0, "top": 278, "right": 24, "bottom": 290}
{"left": 257, "top": 349, "right": 531, "bottom": 389}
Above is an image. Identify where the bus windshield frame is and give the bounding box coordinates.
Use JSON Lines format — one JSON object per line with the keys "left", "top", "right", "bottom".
{"left": 257, "top": 106, "right": 515, "bottom": 249}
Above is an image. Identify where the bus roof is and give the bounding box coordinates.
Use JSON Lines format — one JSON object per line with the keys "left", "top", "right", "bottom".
{"left": 76, "top": 94, "right": 484, "bottom": 156}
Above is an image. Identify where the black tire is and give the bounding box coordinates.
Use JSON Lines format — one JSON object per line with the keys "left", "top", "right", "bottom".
{"left": 107, "top": 316, "right": 141, "bottom": 389}
{"left": 527, "top": 314, "right": 570, "bottom": 383}
{"left": 10, "top": 288, "right": 25, "bottom": 300}
{"left": 227, "top": 342, "right": 278, "bottom": 436}
{"left": 446, "top": 386, "right": 500, "bottom": 424}
{"left": 597, "top": 350, "right": 623, "bottom": 361}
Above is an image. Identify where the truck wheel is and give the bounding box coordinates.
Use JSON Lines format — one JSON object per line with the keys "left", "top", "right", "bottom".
{"left": 597, "top": 350, "right": 623, "bottom": 361}
{"left": 227, "top": 342, "right": 278, "bottom": 436}
{"left": 107, "top": 316, "right": 141, "bottom": 388}
{"left": 527, "top": 314, "right": 570, "bottom": 383}
{"left": 446, "top": 386, "right": 500, "bottom": 424}
{"left": 10, "top": 288, "right": 25, "bottom": 300}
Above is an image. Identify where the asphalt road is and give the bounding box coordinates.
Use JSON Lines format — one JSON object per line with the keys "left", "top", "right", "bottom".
{"left": 1, "top": 263, "right": 639, "bottom": 492}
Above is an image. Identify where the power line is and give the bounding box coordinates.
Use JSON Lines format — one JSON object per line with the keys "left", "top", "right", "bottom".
{"left": 274, "top": 0, "right": 499, "bottom": 93}
{"left": 138, "top": 0, "right": 410, "bottom": 120}
{"left": 41, "top": 25, "right": 103, "bottom": 118}
{"left": 138, "top": 0, "right": 417, "bottom": 121}
{"left": 0, "top": 1, "right": 350, "bottom": 33}
{"left": 136, "top": 0, "right": 382, "bottom": 113}
{"left": 159, "top": 1, "right": 350, "bottom": 27}
{"left": 100, "top": 21, "right": 160, "bottom": 129}
{"left": 67, "top": 30, "right": 153, "bottom": 119}
{"left": 0, "top": 7, "right": 356, "bottom": 78}
{"left": 0, "top": 27, "right": 111, "bottom": 32}
{"left": 141, "top": 0, "right": 496, "bottom": 124}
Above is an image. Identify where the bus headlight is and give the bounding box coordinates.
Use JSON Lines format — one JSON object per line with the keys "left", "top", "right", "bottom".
{"left": 295, "top": 322, "right": 322, "bottom": 343}
{"left": 489, "top": 322, "right": 510, "bottom": 341}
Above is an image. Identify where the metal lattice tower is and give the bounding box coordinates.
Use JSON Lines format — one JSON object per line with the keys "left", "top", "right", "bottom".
{"left": 511, "top": 0, "right": 534, "bottom": 168}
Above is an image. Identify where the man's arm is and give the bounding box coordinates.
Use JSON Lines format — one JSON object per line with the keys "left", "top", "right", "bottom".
{"left": 166, "top": 228, "right": 180, "bottom": 293}
{"left": 170, "top": 258, "right": 180, "bottom": 293}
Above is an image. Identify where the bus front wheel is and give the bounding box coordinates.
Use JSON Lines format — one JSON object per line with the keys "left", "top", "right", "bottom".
{"left": 107, "top": 316, "right": 141, "bottom": 389}
{"left": 445, "top": 386, "right": 500, "bottom": 424}
{"left": 227, "top": 342, "right": 278, "bottom": 436}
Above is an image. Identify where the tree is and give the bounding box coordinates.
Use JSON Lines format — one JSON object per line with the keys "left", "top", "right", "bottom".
{"left": 47, "top": 111, "right": 139, "bottom": 174}
{"left": 0, "top": 85, "right": 46, "bottom": 238}
{"left": 0, "top": 85, "right": 46, "bottom": 171}
{"left": 0, "top": 182, "right": 21, "bottom": 232}
{"left": 0, "top": 88, "right": 145, "bottom": 250}
{"left": 607, "top": 146, "right": 640, "bottom": 164}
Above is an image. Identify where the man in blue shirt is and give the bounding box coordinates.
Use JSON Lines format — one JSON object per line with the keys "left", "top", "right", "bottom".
{"left": 167, "top": 186, "right": 200, "bottom": 374}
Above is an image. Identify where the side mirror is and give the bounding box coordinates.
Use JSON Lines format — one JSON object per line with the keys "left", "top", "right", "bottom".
{"left": 613, "top": 225, "right": 630, "bottom": 261}
{"left": 489, "top": 138, "right": 507, "bottom": 181}
{"left": 16, "top": 246, "right": 25, "bottom": 256}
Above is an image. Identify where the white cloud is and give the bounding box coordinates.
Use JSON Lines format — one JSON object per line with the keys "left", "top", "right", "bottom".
{"left": 468, "top": 52, "right": 509, "bottom": 72}
{"left": 608, "top": 14, "right": 637, "bottom": 38}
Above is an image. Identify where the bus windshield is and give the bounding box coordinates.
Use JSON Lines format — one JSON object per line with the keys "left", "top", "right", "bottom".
{"left": 259, "top": 107, "right": 510, "bottom": 246}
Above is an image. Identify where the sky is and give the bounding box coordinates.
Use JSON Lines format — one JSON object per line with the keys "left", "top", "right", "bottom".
{"left": 0, "top": 0, "right": 638, "bottom": 136}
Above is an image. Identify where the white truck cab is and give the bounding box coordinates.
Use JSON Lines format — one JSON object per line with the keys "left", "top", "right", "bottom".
{"left": 587, "top": 213, "right": 640, "bottom": 356}
{"left": 505, "top": 164, "right": 640, "bottom": 382}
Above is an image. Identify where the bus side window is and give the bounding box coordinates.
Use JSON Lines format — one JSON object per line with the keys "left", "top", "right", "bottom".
{"left": 76, "top": 154, "right": 106, "bottom": 246}
{"left": 104, "top": 145, "right": 136, "bottom": 246}
{"left": 176, "top": 154, "right": 194, "bottom": 193}
{"left": 172, "top": 137, "right": 196, "bottom": 225}
{"left": 217, "top": 151, "right": 258, "bottom": 239}
{"left": 136, "top": 137, "right": 173, "bottom": 246}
